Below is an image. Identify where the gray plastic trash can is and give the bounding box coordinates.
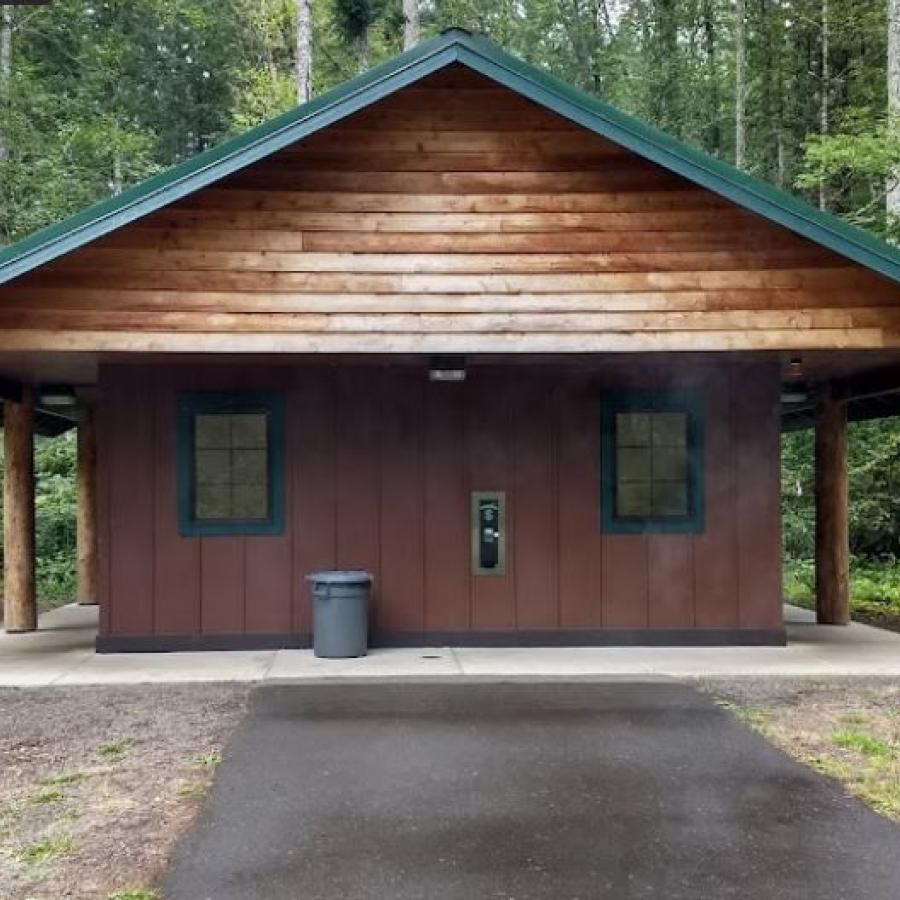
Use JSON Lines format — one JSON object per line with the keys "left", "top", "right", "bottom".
{"left": 306, "top": 571, "right": 372, "bottom": 658}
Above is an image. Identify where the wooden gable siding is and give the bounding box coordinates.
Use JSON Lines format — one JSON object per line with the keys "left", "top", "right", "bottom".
{"left": 2, "top": 65, "right": 899, "bottom": 352}
{"left": 97, "top": 358, "right": 782, "bottom": 641}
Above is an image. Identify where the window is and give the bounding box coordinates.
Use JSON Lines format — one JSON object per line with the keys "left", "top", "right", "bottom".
{"left": 600, "top": 392, "right": 704, "bottom": 534}
{"left": 177, "top": 392, "right": 285, "bottom": 537}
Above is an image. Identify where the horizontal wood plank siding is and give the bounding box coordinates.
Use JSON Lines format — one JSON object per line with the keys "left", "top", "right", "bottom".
{"left": 1, "top": 67, "right": 897, "bottom": 352}
{"left": 98, "top": 359, "right": 782, "bottom": 641}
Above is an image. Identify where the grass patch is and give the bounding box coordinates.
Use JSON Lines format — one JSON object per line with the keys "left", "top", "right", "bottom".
{"left": 726, "top": 704, "right": 772, "bottom": 733}
{"left": 784, "top": 557, "right": 900, "bottom": 627}
{"left": 192, "top": 751, "right": 222, "bottom": 771}
{"left": 176, "top": 782, "right": 207, "bottom": 802}
{"left": 29, "top": 788, "right": 64, "bottom": 805}
{"left": 99, "top": 739, "right": 134, "bottom": 759}
{"left": 839, "top": 713, "right": 869, "bottom": 726}
{"left": 38, "top": 772, "right": 85, "bottom": 787}
{"left": 18, "top": 836, "right": 76, "bottom": 866}
{"left": 832, "top": 729, "right": 894, "bottom": 760}
{"left": 712, "top": 681, "right": 900, "bottom": 824}
{"left": 108, "top": 890, "right": 159, "bottom": 900}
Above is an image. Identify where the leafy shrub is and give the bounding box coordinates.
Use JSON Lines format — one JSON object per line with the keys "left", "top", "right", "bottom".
{"left": 0, "top": 431, "right": 77, "bottom": 606}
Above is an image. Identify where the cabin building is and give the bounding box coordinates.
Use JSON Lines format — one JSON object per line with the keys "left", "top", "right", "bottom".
{"left": 1, "top": 29, "right": 898, "bottom": 650}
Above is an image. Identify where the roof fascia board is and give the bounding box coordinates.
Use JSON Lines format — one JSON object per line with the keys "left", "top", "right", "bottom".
{"left": 455, "top": 43, "right": 900, "bottom": 283}
{"left": 0, "top": 43, "right": 460, "bottom": 286}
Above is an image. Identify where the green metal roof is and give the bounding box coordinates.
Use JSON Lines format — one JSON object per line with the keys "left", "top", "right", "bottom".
{"left": 2, "top": 26, "right": 900, "bottom": 286}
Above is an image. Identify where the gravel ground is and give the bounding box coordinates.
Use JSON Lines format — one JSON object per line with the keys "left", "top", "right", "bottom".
{"left": 702, "top": 677, "right": 900, "bottom": 822}
{"left": 0, "top": 684, "right": 250, "bottom": 900}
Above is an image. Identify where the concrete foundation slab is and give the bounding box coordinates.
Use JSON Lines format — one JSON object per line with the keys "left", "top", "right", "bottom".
{"left": 1, "top": 604, "right": 899, "bottom": 684}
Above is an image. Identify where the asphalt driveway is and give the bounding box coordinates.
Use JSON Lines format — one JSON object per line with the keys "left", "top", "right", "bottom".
{"left": 163, "top": 681, "right": 900, "bottom": 899}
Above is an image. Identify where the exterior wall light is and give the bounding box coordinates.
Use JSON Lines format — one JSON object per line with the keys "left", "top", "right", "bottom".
{"left": 428, "top": 356, "right": 466, "bottom": 382}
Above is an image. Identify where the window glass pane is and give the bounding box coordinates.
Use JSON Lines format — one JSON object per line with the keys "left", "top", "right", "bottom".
{"left": 617, "top": 481, "right": 652, "bottom": 517}
{"left": 232, "top": 484, "right": 269, "bottom": 520}
{"left": 652, "top": 481, "right": 688, "bottom": 517}
{"left": 652, "top": 445, "right": 687, "bottom": 482}
{"left": 192, "top": 411, "right": 269, "bottom": 522}
{"left": 231, "top": 413, "right": 267, "bottom": 448}
{"left": 196, "top": 484, "right": 232, "bottom": 520}
{"left": 616, "top": 412, "right": 650, "bottom": 447}
{"left": 617, "top": 446, "right": 651, "bottom": 482}
{"left": 232, "top": 448, "right": 267, "bottom": 486}
{"left": 195, "top": 414, "right": 231, "bottom": 449}
{"left": 651, "top": 412, "right": 687, "bottom": 447}
{"left": 611, "top": 407, "right": 694, "bottom": 522}
{"left": 195, "top": 448, "right": 231, "bottom": 486}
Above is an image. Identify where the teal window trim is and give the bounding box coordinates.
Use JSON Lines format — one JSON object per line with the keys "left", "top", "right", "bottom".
{"left": 177, "top": 391, "right": 285, "bottom": 537}
{"left": 599, "top": 391, "right": 705, "bottom": 535}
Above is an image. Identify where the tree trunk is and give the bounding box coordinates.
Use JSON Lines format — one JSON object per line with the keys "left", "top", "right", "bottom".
{"left": 112, "top": 146, "right": 123, "bottom": 195}
{"left": 356, "top": 33, "right": 369, "bottom": 73}
{"left": 296, "top": 0, "right": 312, "bottom": 104}
{"left": 888, "top": 0, "right": 900, "bottom": 217}
{"left": 735, "top": 0, "right": 746, "bottom": 168}
{"left": 0, "top": 5, "right": 10, "bottom": 246}
{"left": 703, "top": 0, "right": 721, "bottom": 154}
{"left": 0, "top": 5, "right": 9, "bottom": 162}
{"left": 403, "top": 0, "right": 420, "bottom": 51}
{"left": 653, "top": 0, "right": 679, "bottom": 134}
{"left": 819, "top": 0, "right": 830, "bottom": 211}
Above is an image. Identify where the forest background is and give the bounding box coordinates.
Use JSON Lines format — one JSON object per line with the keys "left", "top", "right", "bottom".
{"left": 1, "top": 0, "right": 898, "bottom": 617}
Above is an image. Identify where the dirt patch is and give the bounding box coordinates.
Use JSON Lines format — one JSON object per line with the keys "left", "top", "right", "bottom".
{"left": 0, "top": 684, "right": 250, "bottom": 900}
{"left": 850, "top": 610, "right": 900, "bottom": 635}
{"left": 787, "top": 596, "right": 900, "bottom": 635}
{"left": 702, "top": 678, "right": 900, "bottom": 821}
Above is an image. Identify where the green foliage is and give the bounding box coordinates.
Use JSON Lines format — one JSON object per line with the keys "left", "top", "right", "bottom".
{"left": 38, "top": 772, "right": 85, "bottom": 788}
{"left": 832, "top": 729, "right": 895, "bottom": 760}
{"left": 783, "top": 420, "right": 900, "bottom": 572}
{"left": 98, "top": 739, "right": 134, "bottom": 759}
{"left": 229, "top": 66, "right": 296, "bottom": 131}
{"left": 782, "top": 418, "right": 900, "bottom": 618}
{"left": 176, "top": 781, "right": 208, "bottom": 801}
{"left": 332, "top": 0, "right": 383, "bottom": 44}
{"left": 0, "top": 432, "right": 77, "bottom": 605}
{"left": 28, "top": 788, "right": 64, "bottom": 805}
{"left": 796, "top": 111, "right": 900, "bottom": 238}
{"left": 18, "top": 836, "right": 76, "bottom": 865}
{"left": 192, "top": 751, "right": 223, "bottom": 770}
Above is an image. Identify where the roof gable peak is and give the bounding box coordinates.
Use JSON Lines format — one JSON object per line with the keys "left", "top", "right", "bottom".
{"left": 1, "top": 28, "right": 899, "bottom": 285}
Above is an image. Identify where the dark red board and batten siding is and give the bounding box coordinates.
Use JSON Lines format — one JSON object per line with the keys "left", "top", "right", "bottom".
{"left": 96, "top": 361, "right": 782, "bottom": 647}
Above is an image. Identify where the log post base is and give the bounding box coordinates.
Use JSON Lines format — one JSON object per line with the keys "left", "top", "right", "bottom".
{"left": 815, "top": 383, "right": 850, "bottom": 626}
{"left": 4, "top": 388, "right": 36, "bottom": 633}
{"left": 76, "top": 407, "right": 99, "bottom": 606}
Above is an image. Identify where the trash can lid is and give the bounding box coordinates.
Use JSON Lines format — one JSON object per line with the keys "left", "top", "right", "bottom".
{"left": 306, "top": 570, "right": 373, "bottom": 585}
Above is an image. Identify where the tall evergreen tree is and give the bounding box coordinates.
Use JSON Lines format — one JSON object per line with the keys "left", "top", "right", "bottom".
{"left": 403, "top": 0, "right": 420, "bottom": 49}
{"left": 297, "top": 0, "right": 312, "bottom": 101}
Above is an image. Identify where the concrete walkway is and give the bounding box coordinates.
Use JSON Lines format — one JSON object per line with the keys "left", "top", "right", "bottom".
{"left": 0, "top": 603, "right": 898, "bottom": 685}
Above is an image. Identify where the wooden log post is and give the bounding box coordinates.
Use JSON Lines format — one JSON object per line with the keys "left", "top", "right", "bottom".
{"left": 3, "top": 386, "right": 36, "bottom": 632}
{"left": 76, "top": 406, "right": 98, "bottom": 605}
{"left": 815, "top": 383, "right": 850, "bottom": 625}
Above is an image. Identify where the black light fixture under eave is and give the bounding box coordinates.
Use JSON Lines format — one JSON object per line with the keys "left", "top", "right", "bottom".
{"left": 428, "top": 356, "right": 467, "bottom": 383}
{"left": 781, "top": 357, "right": 809, "bottom": 404}
{"left": 38, "top": 385, "right": 77, "bottom": 408}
